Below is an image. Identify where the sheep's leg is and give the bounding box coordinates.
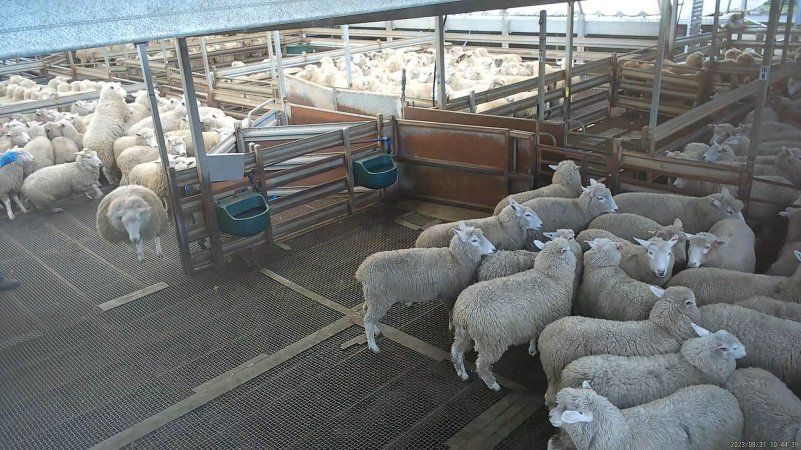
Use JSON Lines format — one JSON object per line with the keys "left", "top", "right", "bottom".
{"left": 2, "top": 196, "right": 15, "bottom": 221}
{"left": 102, "top": 167, "right": 119, "bottom": 186}
{"left": 84, "top": 191, "right": 94, "bottom": 200}
{"left": 11, "top": 194, "right": 27, "bottom": 214}
{"left": 92, "top": 184, "right": 104, "bottom": 199}
{"left": 528, "top": 331, "right": 541, "bottom": 356}
{"left": 154, "top": 237, "right": 163, "bottom": 258}
{"left": 475, "top": 347, "right": 502, "bottom": 391}
{"left": 451, "top": 327, "right": 473, "bottom": 381}
{"left": 135, "top": 240, "right": 144, "bottom": 261}
{"left": 363, "top": 301, "right": 391, "bottom": 354}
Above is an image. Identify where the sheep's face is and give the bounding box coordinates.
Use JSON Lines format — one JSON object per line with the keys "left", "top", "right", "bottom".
{"left": 702, "top": 143, "right": 731, "bottom": 162}
{"left": 100, "top": 83, "right": 126, "bottom": 101}
{"left": 708, "top": 123, "right": 737, "bottom": 145}
{"left": 581, "top": 180, "right": 618, "bottom": 214}
{"left": 635, "top": 236, "right": 677, "bottom": 278}
{"left": 168, "top": 138, "right": 187, "bottom": 157}
{"left": 550, "top": 160, "right": 581, "bottom": 186}
{"left": 76, "top": 150, "right": 102, "bottom": 169}
{"left": 778, "top": 147, "right": 801, "bottom": 172}
{"left": 654, "top": 286, "right": 701, "bottom": 324}
{"left": 452, "top": 223, "right": 495, "bottom": 256}
{"left": 652, "top": 220, "right": 687, "bottom": 265}
{"left": 110, "top": 204, "right": 151, "bottom": 244}
{"left": 713, "top": 330, "right": 746, "bottom": 360}
{"left": 138, "top": 129, "right": 157, "bottom": 148}
{"left": 7, "top": 129, "right": 30, "bottom": 146}
{"left": 507, "top": 198, "right": 543, "bottom": 230}
{"left": 585, "top": 238, "right": 624, "bottom": 267}
{"left": 685, "top": 232, "right": 727, "bottom": 269}
{"left": 551, "top": 384, "right": 597, "bottom": 428}
{"left": 707, "top": 188, "right": 744, "bottom": 220}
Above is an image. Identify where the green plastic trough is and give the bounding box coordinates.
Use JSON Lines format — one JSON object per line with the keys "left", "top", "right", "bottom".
{"left": 215, "top": 191, "right": 270, "bottom": 237}
{"left": 285, "top": 44, "right": 315, "bottom": 55}
{"left": 352, "top": 153, "right": 397, "bottom": 189}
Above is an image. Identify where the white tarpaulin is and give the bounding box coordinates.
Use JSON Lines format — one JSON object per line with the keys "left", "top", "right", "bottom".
{"left": 468, "top": 0, "right": 771, "bottom": 17}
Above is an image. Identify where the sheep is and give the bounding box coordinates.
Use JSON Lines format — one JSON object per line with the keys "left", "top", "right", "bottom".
{"left": 685, "top": 218, "right": 755, "bottom": 272}
{"left": 539, "top": 283, "right": 701, "bottom": 406}
{"left": 744, "top": 106, "right": 780, "bottom": 124}
{"left": 780, "top": 201, "right": 801, "bottom": 243}
{"left": 576, "top": 232, "right": 678, "bottom": 286}
{"left": 767, "top": 242, "right": 801, "bottom": 276}
{"left": 20, "top": 150, "right": 104, "bottom": 213}
{"left": 127, "top": 100, "right": 187, "bottom": 135}
{"left": 667, "top": 251, "right": 801, "bottom": 305}
{"left": 700, "top": 303, "right": 801, "bottom": 394}
{"left": 164, "top": 129, "right": 221, "bottom": 156}
{"left": 356, "top": 222, "right": 495, "bottom": 354}
{"left": 96, "top": 184, "right": 169, "bottom": 261}
{"left": 117, "top": 136, "right": 186, "bottom": 185}
{"left": 0, "top": 127, "right": 31, "bottom": 151}
{"left": 492, "top": 160, "right": 583, "bottom": 215}
{"left": 549, "top": 383, "right": 743, "bottom": 450}
{"left": 724, "top": 368, "right": 801, "bottom": 445}
{"left": 555, "top": 324, "right": 744, "bottom": 409}
{"left": 51, "top": 137, "right": 79, "bottom": 165}
{"left": 451, "top": 238, "right": 577, "bottom": 391}
{"left": 521, "top": 179, "right": 618, "bottom": 237}
{"left": 415, "top": 198, "right": 542, "bottom": 250}
{"left": 23, "top": 122, "right": 46, "bottom": 140}
{"left": 57, "top": 120, "right": 83, "bottom": 147}
{"left": 773, "top": 96, "right": 801, "bottom": 124}
{"left": 587, "top": 215, "right": 688, "bottom": 265}
{"left": 82, "top": 83, "right": 129, "bottom": 184}
{"left": 23, "top": 136, "right": 55, "bottom": 170}
{"left": 128, "top": 156, "right": 195, "bottom": 202}
{"left": 575, "top": 238, "right": 687, "bottom": 320}
{"left": 736, "top": 296, "right": 801, "bottom": 322}
{"left": 613, "top": 187, "right": 744, "bottom": 233}
{"left": 70, "top": 100, "right": 96, "bottom": 116}
{"left": 113, "top": 128, "right": 157, "bottom": 162}
{"left": 774, "top": 146, "right": 801, "bottom": 187}
{"left": 0, "top": 150, "right": 35, "bottom": 220}
{"left": 708, "top": 123, "right": 743, "bottom": 145}
{"left": 667, "top": 142, "right": 708, "bottom": 160}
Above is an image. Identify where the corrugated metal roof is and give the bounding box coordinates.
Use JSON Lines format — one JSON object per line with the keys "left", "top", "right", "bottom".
{"left": 0, "top": 0, "right": 559, "bottom": 60}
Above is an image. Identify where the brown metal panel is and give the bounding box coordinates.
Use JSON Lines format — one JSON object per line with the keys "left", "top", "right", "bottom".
{"left": 288, "top": 103, "right": 373, "bottom": 125}
{"left": 398, "top": 163, "right": 505, "bottom": 210}
{"left": 397, "top": 120, "right": 508, "bottom": 170}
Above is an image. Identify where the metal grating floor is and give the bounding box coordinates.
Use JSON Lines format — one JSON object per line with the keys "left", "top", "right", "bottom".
{"left": 0, "top": 192, "right": 555, "bottom": 449}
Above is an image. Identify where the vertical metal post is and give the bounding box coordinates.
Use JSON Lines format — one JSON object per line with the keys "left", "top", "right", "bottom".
{"left": 137, "top": 42, "right": 192, "bottom": 275}
{"left": 783, "top": 0, "right": 797, "bottom": 62}
{"left": 649, "top": 0, "right": 672, "bottom": 129}
{"left": 386, "top": 21, "right": 394, "bottom": 42}
{"left": 743, "top": 0, "right": 783, "bottom": 212}
{"left": 273, "top": 31, "right": 287, "bottom": 107}
{"left": 200, "top": 37, "right": 215, "bottom": 107}
{"left": 796, "top": 0, "right": 801, "bottom": 27}
{"left": 501, "top": 10, "right": 510, "bottom": 49}
{"left": 342, "top": 25, "right": 353, "bottom": 88}
{"left": 564, "top": 1, "right": 575, "bottom": 128}
{"left": 711, "top": 0, "right": 722, "bottom": 61}
{"left": 160, "top": 39, "right": 169, "bottom": 65}
{"left": 66, "top": 51, "right": 77, "bottom": 80}
{"left": 576, "top": 13, "right": 586, "bottom": 61}
{"left": 667, "top": 0, "right": 679, "bottom": 57}
{"left": 342, "top": 129, "right": 356, "bottom": 213}
{"left": 176, "top": 37, "right": 226, "bottom": 271}
{"left": 102, "top": 47, "right": 113, "bottom": 80}
{"left": 435, "top": 16, "right": 447, "bottom": 109}
{"left": 538, "top": 10, "right": 547, "bottom": 121}
{"left": 265, "top": 32, "right": 277, "bottom": 78}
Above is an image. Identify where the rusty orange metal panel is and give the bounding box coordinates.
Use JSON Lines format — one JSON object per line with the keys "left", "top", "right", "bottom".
{"left": 288, "top": 103, "right": 373, "bottom": 125}
{"left": 397, "top": 120, "right": 509, "bottom": 170}
{"left": 398, "top": 163, "right": 505, "bottom": 210}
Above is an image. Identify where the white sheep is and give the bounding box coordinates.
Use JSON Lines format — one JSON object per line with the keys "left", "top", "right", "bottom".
{"left": 128, "top": 156, "right": 195, "bottom": 201}
{"left": 23, "top": 136, "right": 55, "bottom": 170}
{"left": 0, "top": 127, "right": 31, "bottom": 151}
{"left": 82, "top": 83, "right": 129, "bottom": 184}
{"left": 724, "top": 368, "right": 801, "bottom": 444}
{"left": 451, "top": 238, "right": 577, "bottom": 391}
{"left": 736, "top": 296, "right": 801, "bottom": 322}
{"left": 96, "top": 185, "right": 169, "bottom": 261}
{"left": 556, "top": 324, "right": 744, "bottom": 409}
{"left": 0, "top": 150, "right": 35, "bottom": 220}
{"left": 57, "top": 120, "right": 84, "bottom": 147}
{"left": 539, "top": 284, "right": 701, "bottom": 405}
{"left": 113, "top": 128, "right": 157, "bottom": 162}
{"left": 20, "top": 150, "right": 104, "bottom": 213}
{"left": 587, "top": 215, "right": 687, "bottom": 265}
{"left": 781, "top": 202, "right": 801, "bottom": 243}
{"left": 701, "top": 303, "right": 801, "bottom": 394}
{"left": 667, "top": 250, "right": 801, "bottom": 305}
{"left": 164, "top": 129, "right": 221, "bottom": 156}
{"left": 476, "top": 229, "right": 581, "bottom": 282}
{"left": 70, "top": 100, "right": 96, "bottom": 116}
{"left": 415, "top": 198, "right": 542, "bottom": 250}
{"left": 117, "top": 136, "right": 186, "bottom": 185}
{"left": 613, "top": 187, "right": 744, "bottom": 233}
{"left": 51, "top": 136, "right": 79, "bottom": 165}
{"left": 549, "top": 383, "right": 743, "bottom": 450}
{"left": 356, "top": 222, "right": 495, "bottom": 353}
{"left": 576, "top": 238, "right": 684, "bottom": 319}
{"left": 128, "top": 100, "right": 187, "bottom": 135}
{"left": 589, "top": 231, "right": 677, "bottom": 284}
{"left": 522, "top": 179, "right": 618, "bottom": 237}
{"left": 493, "top": 160, "right": 583, "bottom": 215}
{"left": 767, "top": 242, "right": 801, "bottom": 276}
{"left": 684, "top": 218, "right": 755, "bottom": 272}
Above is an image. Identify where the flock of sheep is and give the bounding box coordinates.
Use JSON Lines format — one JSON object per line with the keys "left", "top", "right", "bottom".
{"left": 291, "top": 46, "right": 559, "bottom": 112}
{"left": 356, "top": 136, "right": 801, "bottom": 447}
{"left": 0, "top": 74, "right": 240, "bottom": 260}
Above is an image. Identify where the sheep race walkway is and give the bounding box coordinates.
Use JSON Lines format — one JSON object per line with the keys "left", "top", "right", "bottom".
{"left": 0, "top": 192, "right": 553, "bottom": 449}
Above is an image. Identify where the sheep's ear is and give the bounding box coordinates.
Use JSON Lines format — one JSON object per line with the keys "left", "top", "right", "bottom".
{"left": 720, "top": 186, "right": 730, "bottom": 196}
{"left": 451, "top": 228, "right": 468, "bottom": 242}
{"left": 533, "top": 240, "right": 545, "bottom": 250}
{"left": 713, "top": 239, "right": 727, "bottom": 246}
{"left": 708, "top": 196, "right": 722, "bottom": 208}
{"left": 574, "top": 165, "right": 581, "bottom": 170}
{"left": 582, "top": 380, "right": 593, "bottom": 390}
{"left": 548, "top": 164, "right": 559, "bottom": 171}
{"left": 581, "top": 185, "right": 592, "bottom": 195}
{"left": 669, "top": 234, "right": 680, "bottom": 246}
{"left": 683, "top": 232, "right": 695, "bottom": 239}
{"left": 542, "top": 232, "right": 556, "bottom": 240}
{"left": 561, "top": 410, "right": 593, "bottom": 424}
{"left": 457, "top": 221, "right": 468, "bottom": 231}
{"left": 508, "top": 197, "right": 521, "bottom": 210}
{"left": 615, "top": 242, "right": 624, "bottom": 251}
{"left": 585, "top": 239, "right": 596, "bottom": 248}
{"left": 649, "top": 285, "right": 666, "bottom": 298}
{"left": 589, "top": 178, "right": 598, "bottom": 186}
{"left": 795, "top": 250, "right": 801, "bottom": 262}
{"left": 779, "top": 210, "right": 790, "bottom": 218}
{"left": 633, "top": 237, "right": 650, "bottom": 248}
{"left": 715, "top": 343, "right": 729, "bottom": 352}
{"left": 691, "top": 323, "right": 711, "bottom": 337}
{"left": 673, "top": 218, "right": 683, "bottom": 228}
{"left": 707, "top": 124, "right": 717, "bottom": 128}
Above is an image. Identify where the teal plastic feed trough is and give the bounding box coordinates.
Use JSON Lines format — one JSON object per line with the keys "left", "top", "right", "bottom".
{"left": 353, "top": 153, "right": 398, "bottom": 189}
{"left": 215, "top": 192, "right": 270, "bottom": 237}
{"left": 286, "top": 44, "right": 314, "bottom": 55}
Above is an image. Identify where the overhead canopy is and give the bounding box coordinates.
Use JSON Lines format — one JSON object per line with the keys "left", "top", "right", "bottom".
{"left": 0, "top": 0, "right": 561, "bottom": 60}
